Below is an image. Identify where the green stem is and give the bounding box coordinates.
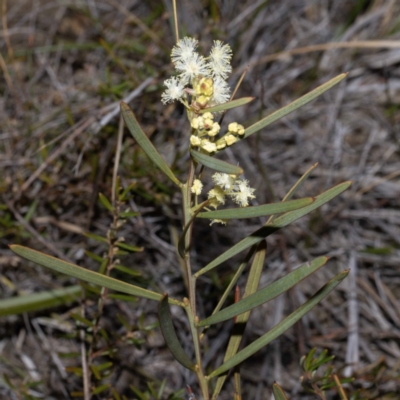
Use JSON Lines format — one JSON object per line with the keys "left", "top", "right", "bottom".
{"left": 181, "top": 158, "right": 209, "bottom": 399}
{"left": 185, "top": 300, "right": 209, "bottom": 399}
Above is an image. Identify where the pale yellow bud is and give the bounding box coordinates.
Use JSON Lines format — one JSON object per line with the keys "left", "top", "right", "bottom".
{"left": 201, "top": 140, "right": 217, "bottom": 153}
{"left": 216, "top": 138, "right": 226, "bottom": 149}
{"left": 203, "top": 118, "right": 214, "bottom": 129}
{"left": 202, "top": 112, "right": 214, "bottom": 120}
{"left": 191, "top": 116, "right": 204, "bottom": 130}
{"left": 197, "top": 95, "right": 210, "bottom": 108}
{"left": 228, "top": 122, "right": 239, "bottom": 133}
{"left": 207, "top": 122, "right": 221, "bottom": 137}
{"left": 225, "top": 134, "right": 237, "bottom": 146}
{"left": 190, "top": 135, "right": 202, "bottom": 146}
{"left": 237, "top": 124, "right": 245, "bottom": 135}
{"left": 195, "top": 77, "right": 214, "bottom": 97}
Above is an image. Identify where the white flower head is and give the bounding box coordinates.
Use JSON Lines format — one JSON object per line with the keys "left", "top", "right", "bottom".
{"left": 171, "top": 37, "right": 198, "bottom": 63}
{"left": 212, "top": 173, "right": 236, "bottom": 190}
{"left": 209, "top": 40, "right": 232, "bottom": 79}
{"left": 232, "top": 179, "right": 256, "bottom": 207}
{"left": 191, "top": 179, "right": 203, "bottom": 195}
{"left": 175, "top": 53, "right": 210, "bottom": 84}
{"left": 211, "top": 76, "right": 231, "bottom": 105}
{"left": 161, "top": 77, "right": 185, "bottom": 104}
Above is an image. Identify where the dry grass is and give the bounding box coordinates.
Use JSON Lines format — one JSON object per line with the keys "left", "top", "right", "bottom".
{"left": 1, "top": 0, "right": 400, "bottom": 399}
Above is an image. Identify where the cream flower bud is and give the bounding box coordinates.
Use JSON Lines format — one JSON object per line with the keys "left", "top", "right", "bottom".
{"left": 201, "top": 140, "right": 217, "bottom": 153}
{"left": 203, "top": 118, "right": 214, "bottom": 130}
{"left": 228, "top": 122, "right": 239, "bottom": 133}
{"left": 237, "top": 124, "right": 245, "bottom": 135}
{"left": 207, "top": 122, "right": 220, "bottom": 137}
{"left": 190, "top": 135, "right": 202, "bottom": 146}
{"left": 191, "top": 179, "right": 203, "bottom": 195}
{"left": 202, "top": 112, "right": 214, "bottom": 120}
{"left": 216, "top": 138, "right": 226, "bottom": 149}
{"left": 194, "top": 77, "right": 214, "bottom": 97}
{"left": 197, "top": 95, "right": 210, "bottom": 108}
{"left": 225, "top": 134, "right": 237, "bottom": 146}
{"left": 191, "top": 116, "right": 204, "bottom": 130}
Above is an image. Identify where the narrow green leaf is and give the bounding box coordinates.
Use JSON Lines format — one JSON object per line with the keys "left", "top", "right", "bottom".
{"left": 208, "top": 246, "right": 257, "bottom": 323}
{"left": 119, "top": 211, "right": 140, "bottom": 218}
{"left": 304, "top": 348, "right": 317, "bottom": 371}
{"left": 272, "top": 383, "right": 288, "bottom": 400}
{"left": 116, "top": 242, "right": 143, "bottom": 252}
{"left": 197, "top": 197, "right": 313, "bottom": 220}
{"left": 120, "top": 102, "right": 181, "bottom": 187}
{"left": 208, "top": 270, "right": 349, "bottom": 378}
{"left": 244, "top": 74, "right": 347, "bottom": 138}
{"left": 0, "top": 285, "right": 82, "bottom": 317}
{"left": 195, "top": 181, "right": 351, "bottom": 277}
{"left": 158, "top": 294, "right": 195, "bottom": 371}
{"left": 108, "top": 294, "right": 137, "bottom": 302}
{"left": 198, "top": 256, "right": 327, "bottom": 327}
{"left": 190, "top": 150, "right": 243, "bottom": 175}
{"left": 200, "top": 97, "right": 254, "bottom": 114}
{"left": 98, "top": 193, "right": 113, "bottom": 212}
{"left": 10, "top": 245, "right": 183, "bottom": 306}
{"left": 113, "top": 264, "right": 141, "bottom": 276}
{"left": 267, "top": 163, "right": 319, "bottom": 224}
{"left": 212, "top": 241, "right": 266, "bottom": 400}
{"left": 85, "top": 232, "right": 107, "bottom": 243}
{"left": 281, "top": 163, "right": 318, "bottom": 203}
{"left": 70, "top": 313, "right": 95, "bottom": 327}
{"left": 92, "top": 384, "right": 111, "bottom": 395}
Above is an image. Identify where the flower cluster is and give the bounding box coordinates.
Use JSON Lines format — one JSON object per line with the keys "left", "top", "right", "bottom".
{"left": 161, "top": 37, "right": 232, "bottom": 107}
{"left": 163, "top": 37, "right": 255, "bottom": 225}
{"left": 191, "top": 172, "right": 256, "bottom": 224}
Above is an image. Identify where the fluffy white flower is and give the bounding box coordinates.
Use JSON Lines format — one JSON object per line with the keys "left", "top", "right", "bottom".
{"left": 171, "top": 37, "right": 198, "bottom": 63}
{"left": 211, "top": 76, "right": 230, "bottom": 105}
{"left": 232, "top": 179, "right": 256, "bottom": 207}
{"left": 191, "top": 179, "right": 203, "bottom": 195}
{"left": 209, "top": 40, "right": 232, "bottom": 79}
{"left": 161, "top": 77, "right": 185, "bottom": 104}
{"left": 212, "top": 173, "right": 235, "bottom": 190}
{"left": 175, "top": 53, "right": 210, "bottom": 84}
